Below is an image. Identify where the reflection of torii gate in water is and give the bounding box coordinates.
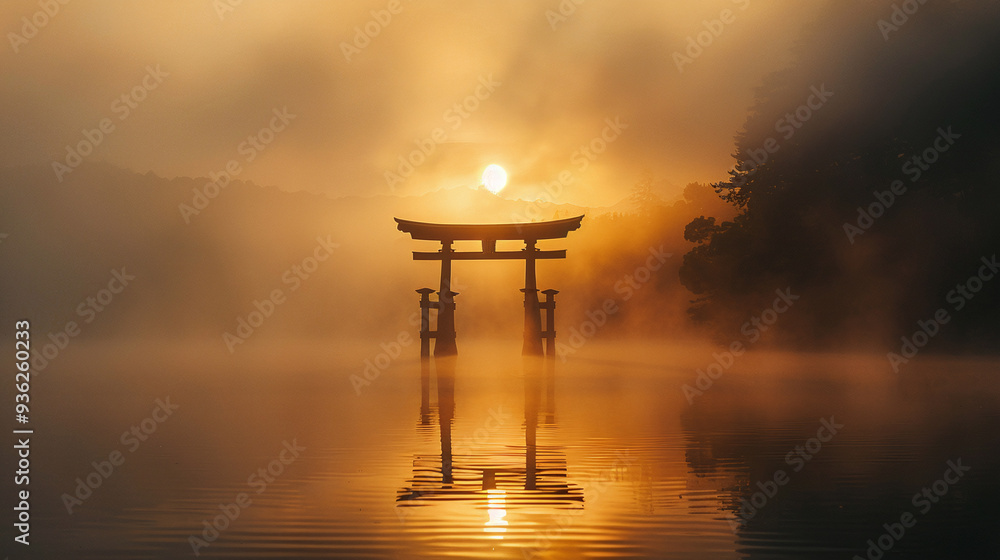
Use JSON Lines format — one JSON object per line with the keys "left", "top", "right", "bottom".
{"left": 396, "top": 357, "right": 581, "bottom": 509}
{"left": 395, "top": 216, "right": 584, "bottom": 356}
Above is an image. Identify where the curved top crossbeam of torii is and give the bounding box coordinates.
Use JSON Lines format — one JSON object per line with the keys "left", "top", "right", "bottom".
{"left": 394, "top": 215, "right": 584, "bottom": 242}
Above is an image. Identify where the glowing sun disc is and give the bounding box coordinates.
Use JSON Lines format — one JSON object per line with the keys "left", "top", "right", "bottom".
{"left": 482, "top": 164, "right": 507, "bottom": 194}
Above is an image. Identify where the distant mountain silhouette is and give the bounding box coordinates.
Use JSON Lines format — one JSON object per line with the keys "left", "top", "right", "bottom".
{"left": 0, "top": 162, "right": 697, "bottom": 348}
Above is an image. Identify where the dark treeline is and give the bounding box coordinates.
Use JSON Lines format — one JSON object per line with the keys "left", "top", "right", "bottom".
{"left": 675, "top": 1, "right": 1000, "bottom": 351}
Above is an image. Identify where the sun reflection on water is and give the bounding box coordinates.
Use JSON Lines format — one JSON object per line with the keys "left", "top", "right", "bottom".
{"left": 484, "top": 489, "right": 508, "bottom": 537}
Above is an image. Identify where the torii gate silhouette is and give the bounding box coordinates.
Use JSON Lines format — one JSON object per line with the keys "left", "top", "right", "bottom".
{"left": 395, "top": 215, "right": 584, "bottom": 357}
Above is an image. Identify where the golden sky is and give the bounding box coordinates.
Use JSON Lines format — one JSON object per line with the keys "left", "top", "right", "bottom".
{"left": 1, "top": 0, "right": 825, "bottom": 206}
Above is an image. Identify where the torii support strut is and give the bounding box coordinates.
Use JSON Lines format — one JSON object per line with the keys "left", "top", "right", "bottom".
{"left": 395, "top": 216, "right": 583, "bottom": 356}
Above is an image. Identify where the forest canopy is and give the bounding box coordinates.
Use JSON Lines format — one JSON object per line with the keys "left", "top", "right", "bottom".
{"left": 677, "top": 1, "right": 1000, "bottom": 350}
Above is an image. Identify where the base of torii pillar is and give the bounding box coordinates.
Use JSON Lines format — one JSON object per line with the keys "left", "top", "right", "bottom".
{"left": 522, "top": 288, "right": 544, "bottom": 356}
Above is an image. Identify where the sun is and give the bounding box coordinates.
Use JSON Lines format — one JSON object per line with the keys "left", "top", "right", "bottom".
{"left": 482, "top": 164, "right": 507, "bottom": 195}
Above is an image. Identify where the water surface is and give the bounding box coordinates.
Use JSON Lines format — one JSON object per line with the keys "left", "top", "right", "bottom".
{"left": 21, "top": 341, "right": 1000, "bottom": 559}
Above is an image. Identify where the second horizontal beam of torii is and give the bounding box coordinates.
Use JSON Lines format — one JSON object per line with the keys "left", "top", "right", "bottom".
{"left": 413, "top": 249, "right": 566, "bottom": 260}
{"left": 396, "top": 215, "right": 582, "bottom": 262}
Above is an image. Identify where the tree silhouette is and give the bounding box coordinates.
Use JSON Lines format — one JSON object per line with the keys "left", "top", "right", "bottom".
{"left": 679, "top": 0, "right": 1000, "bottom": 348}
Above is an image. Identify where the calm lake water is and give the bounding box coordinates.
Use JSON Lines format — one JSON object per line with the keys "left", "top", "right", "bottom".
{"left": 19, "top": 340, "right": 1000, "bottom": 559}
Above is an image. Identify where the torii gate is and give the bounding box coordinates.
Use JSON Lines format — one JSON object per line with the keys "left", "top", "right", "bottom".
{"left": 395, "top": 215, "right": 584, "bottom": 356}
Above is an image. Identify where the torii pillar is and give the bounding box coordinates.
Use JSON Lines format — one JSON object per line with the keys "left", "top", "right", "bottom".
{"left": 435, "top": 240, "right": 458, "bottom": 356}
{"left": 521, "top": 239, "right": 543, "bottom": 356}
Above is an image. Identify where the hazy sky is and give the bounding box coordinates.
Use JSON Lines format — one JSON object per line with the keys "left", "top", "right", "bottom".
{"left": 1, "top": 0, "right": 825, "bottom": 206}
